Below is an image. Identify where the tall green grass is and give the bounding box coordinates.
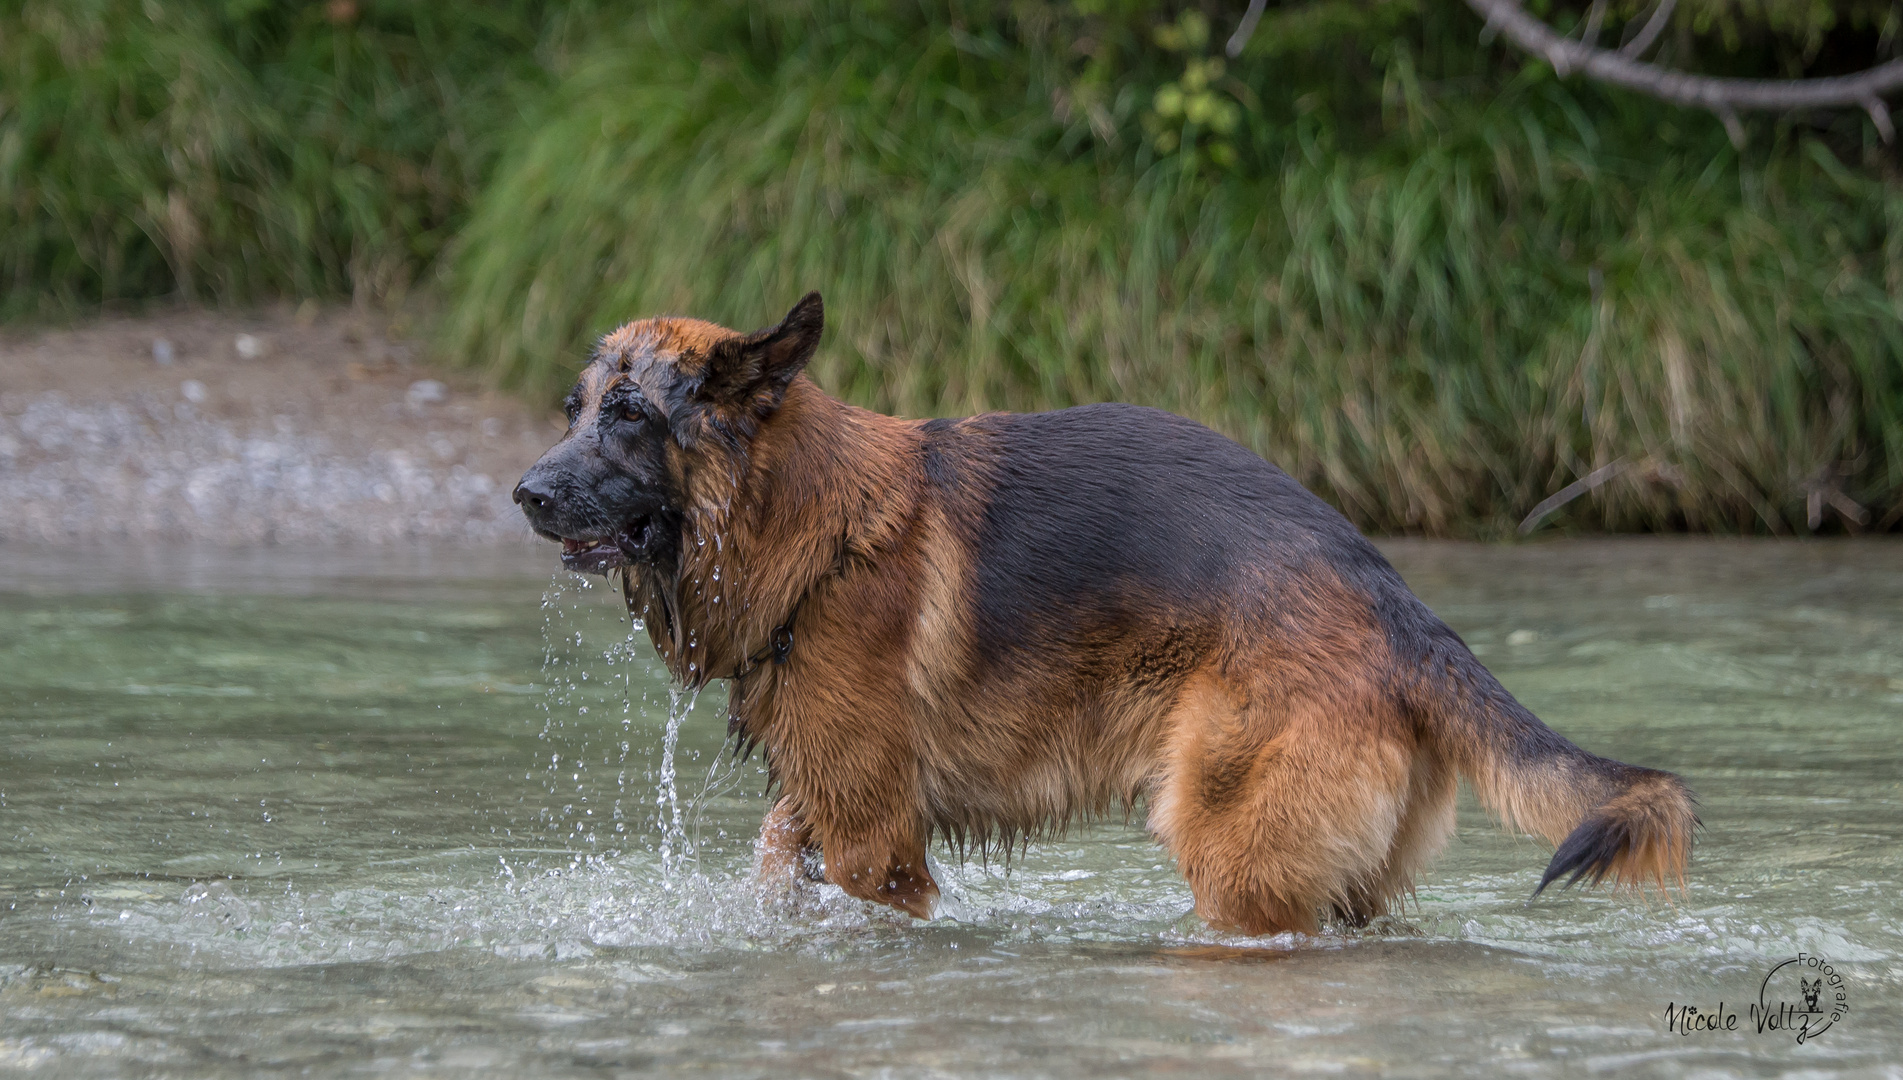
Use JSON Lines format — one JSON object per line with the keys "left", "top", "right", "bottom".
{"left": 0, "top": 0, "right": 572, "bottom": 311}
{"left": 444, "top": 0, "right": 1903, "bottom": 535}
{"left": 5, "top": 0, "right": 1900, "bottom": 535}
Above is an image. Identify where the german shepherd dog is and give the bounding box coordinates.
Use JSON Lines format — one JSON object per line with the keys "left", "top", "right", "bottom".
{"left": 514, "top": 294, "right": 1696, "bottom": 934}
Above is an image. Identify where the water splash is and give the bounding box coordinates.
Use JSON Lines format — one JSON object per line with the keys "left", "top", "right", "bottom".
{"left": 655, "top": 685, "right": 699, "bottom": 885}
{"left": 535, "top": 570, "right": 669, "bottom": 857}
{"left": 531, "top": 569, "right": 742, "bottom": 887}
{"left": 535, "top": 571, "right": 602, "bottom": 853}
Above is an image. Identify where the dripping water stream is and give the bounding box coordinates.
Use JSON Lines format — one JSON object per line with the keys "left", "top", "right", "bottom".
{"left": 654, "top": 685, "right": 697, "bottom": 884}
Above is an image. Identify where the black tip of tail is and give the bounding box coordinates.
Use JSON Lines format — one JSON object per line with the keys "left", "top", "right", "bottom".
{"left": 1533, "top": 814, "right": 1632, "bottom": 896}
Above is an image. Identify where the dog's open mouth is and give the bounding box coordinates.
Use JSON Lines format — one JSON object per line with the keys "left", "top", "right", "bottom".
{"left": 559, "top": 536, "right": 624, "bottom": 574}
{"left": 558, "top": 518, "right": 650, "bottom": 574}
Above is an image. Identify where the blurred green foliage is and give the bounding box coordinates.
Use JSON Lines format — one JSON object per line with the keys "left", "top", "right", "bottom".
{"left": 0, "top": 0, "right": 579, "bottom": 309}
{"left": 4, "top": 0, "right": 1901, "bottom": 534}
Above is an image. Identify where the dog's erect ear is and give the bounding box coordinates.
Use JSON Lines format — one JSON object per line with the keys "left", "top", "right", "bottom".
{"left": 699, "top": 292, "right": 823, "bottom": 406}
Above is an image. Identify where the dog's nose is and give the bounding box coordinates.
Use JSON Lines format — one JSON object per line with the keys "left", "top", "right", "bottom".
{"left": 513, "top": 476, "right": 556, "bottom": 513}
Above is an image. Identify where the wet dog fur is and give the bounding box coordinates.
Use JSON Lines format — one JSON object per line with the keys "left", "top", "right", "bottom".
{"left": 514, "top": 294, "right": 1697, "bottom": 933}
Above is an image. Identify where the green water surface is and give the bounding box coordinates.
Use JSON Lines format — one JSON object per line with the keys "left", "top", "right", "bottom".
{"left": 1, "top": 540, "right": 1898, "bottom": 1077}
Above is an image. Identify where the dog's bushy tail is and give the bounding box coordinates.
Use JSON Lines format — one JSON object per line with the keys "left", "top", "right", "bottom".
{"left": 1409, "top": 638, "right": 1697, "bottom": 895}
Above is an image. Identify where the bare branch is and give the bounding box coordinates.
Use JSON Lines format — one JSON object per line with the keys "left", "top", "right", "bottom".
{"left": 1579, "top": 0, "right": 1607, "bottom": 47}
{"left": 1618, "top": 0, "right": 1676, "bottom": 59}
{"left": 1867, "top": 96, "right": 1897, "bottom": 140}
{"left": 1479, "top": 9, "right": 1505, "bottom": 46}
{"left": 1464, "top": 0, "right": 1903, "bottom": 140}
{"left": 1226, "top": 0, "right": 1268, "bottom": 59}
{"left": 1520, "top": 459, "right": 1629, "bottom": 535}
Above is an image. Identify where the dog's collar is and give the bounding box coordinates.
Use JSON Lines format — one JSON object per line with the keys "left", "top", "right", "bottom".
{"left": 729, "top": 547, "right": 851, "bottom": 683}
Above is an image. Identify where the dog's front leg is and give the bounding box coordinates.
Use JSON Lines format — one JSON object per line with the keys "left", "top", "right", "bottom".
{"left": 823, "top": 830, "right": 939, "bottom": 919}
{"left": 755, "top": 797, "right": 938, "bottom": 917}
{"left": 754, "top": 796, "right": 818, "bottom": 892}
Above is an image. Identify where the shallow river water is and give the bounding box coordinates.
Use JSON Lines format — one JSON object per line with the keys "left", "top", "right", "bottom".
{"left": 1, "top": 539, "right": 1899, "bottom": 1077}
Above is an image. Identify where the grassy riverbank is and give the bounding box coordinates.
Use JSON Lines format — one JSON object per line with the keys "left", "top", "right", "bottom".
{"left": 5, "top": 0, "right": 1900, "bottom": 534}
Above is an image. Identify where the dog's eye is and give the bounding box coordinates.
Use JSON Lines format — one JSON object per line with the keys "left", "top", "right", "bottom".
{"left": 621, "top": 403, "right": 643, "bottom": 423}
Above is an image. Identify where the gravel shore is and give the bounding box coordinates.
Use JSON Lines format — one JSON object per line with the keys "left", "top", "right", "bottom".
{"left": 0, "top": 308, "right": 555, "bottom": 546}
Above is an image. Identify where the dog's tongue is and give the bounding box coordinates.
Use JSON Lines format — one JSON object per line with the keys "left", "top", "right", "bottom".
{"left": 562, "top": 537, "right": 588, "bottom": 554}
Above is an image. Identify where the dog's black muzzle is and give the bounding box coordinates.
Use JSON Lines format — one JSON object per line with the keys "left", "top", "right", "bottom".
{"left": 514, "top": 457, "right": 660, "bottom": 575}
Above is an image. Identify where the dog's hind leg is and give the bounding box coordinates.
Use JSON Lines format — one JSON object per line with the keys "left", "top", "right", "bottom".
{"left": 1148, "top": 673, "right": 1416, "bottom": 935}
{"left": 1355, "top": 744, "right": 1457, "bottom": 923}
